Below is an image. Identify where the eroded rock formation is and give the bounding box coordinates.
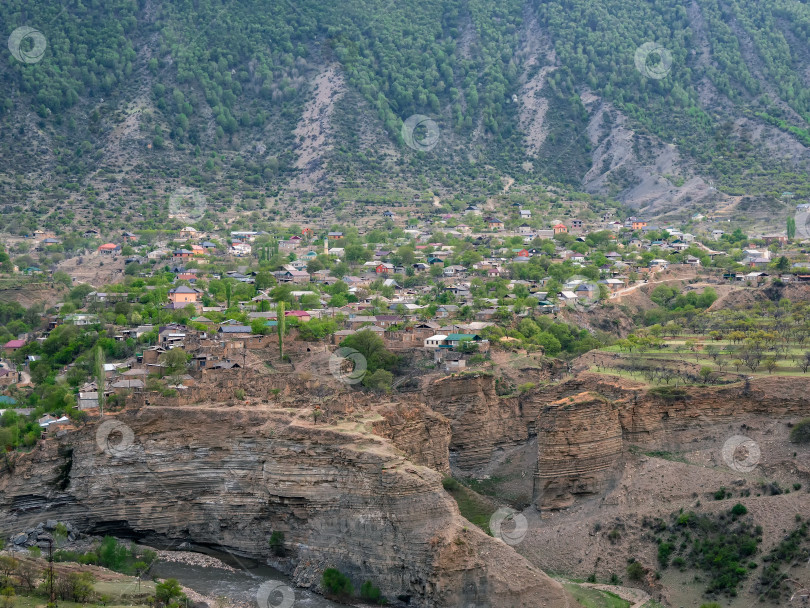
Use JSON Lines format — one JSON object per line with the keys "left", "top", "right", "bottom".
{"left": 424, "top": 372, "right": 810, "bottom": 512}
{"left": 0, "top": 405, "right": 571, "bottom": 608}
{"left": 535, "top": 392, "right": 623, "bottom": 510}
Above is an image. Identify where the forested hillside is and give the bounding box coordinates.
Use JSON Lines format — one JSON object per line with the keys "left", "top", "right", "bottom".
{"left": 3, "top": 0, "right": 810, "bottom": 232}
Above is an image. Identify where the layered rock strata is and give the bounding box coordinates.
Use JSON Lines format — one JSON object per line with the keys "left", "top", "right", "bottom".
{"left": 0, "top": 405, "right": 571, "bottom": 608}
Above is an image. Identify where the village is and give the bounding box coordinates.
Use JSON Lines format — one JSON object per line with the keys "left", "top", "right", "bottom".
{"left": 2, "top": 203, "right": 809, "bottom": 436}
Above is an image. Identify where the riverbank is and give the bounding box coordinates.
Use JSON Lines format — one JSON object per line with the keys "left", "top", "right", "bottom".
{"left": 155, "top": 549, "right": 239, "bottom": 573}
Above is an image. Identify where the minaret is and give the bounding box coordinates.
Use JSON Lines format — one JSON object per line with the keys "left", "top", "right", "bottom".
{"left": 324, "top": 237, "right": 329, "bottom": 255}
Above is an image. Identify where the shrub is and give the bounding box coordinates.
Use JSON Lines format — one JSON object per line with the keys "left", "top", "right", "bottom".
{"left": 56, "top": 572, "right": 94, "bottom": 602}
{"left": 322, "top": 568, "right": 353, "bottom": 597}
{"left": 730, "top": 503, "right": 748, "bottom": 516}
{"left": 627, "top": 561, "right": 645, "bottom": 581}
{"left": 441, "top": 477, "right": 460, "bottom": 492}
{"left": 155, "top": 578, "right": 185, "bottom": 607}
{"left": 362, "top": 369, "right": 394, "bottom": 392}
{"left": 658, "top": 542, "right": 675, "bottom": 567}
{"left": 360, "top": 581, "right": 383, "bottom": 603}
{"left": 269, "top": 531, "right": 285, "bottom": 556}
{"left": 790, "top": 418, "right": 810, "bottom": 444}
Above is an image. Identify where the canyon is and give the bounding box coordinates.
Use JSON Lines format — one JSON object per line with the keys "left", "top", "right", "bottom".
{"left": 2, "top": 365, "right": 809, "bottom": 607}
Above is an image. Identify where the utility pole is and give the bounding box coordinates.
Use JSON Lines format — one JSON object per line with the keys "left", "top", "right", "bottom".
{"left": 47, "top": 537, "right": 56, "bottom": 607}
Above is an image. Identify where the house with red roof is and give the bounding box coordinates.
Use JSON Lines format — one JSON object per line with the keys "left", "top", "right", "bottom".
{"left": 553, "top": 223, "right": 568, "bottom": 234}
{"left": 98, "top": 243, "right": 120, "bottom": 255}
{"left": 4, "top": 339, "right": 25, "bottom": 355}
{"left": 285, "top": 310, "right": 311, "bottom": 323}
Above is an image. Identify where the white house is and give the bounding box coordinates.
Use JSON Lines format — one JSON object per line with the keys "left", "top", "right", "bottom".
{"left": 424, "top": 334, "right": 448, "bottom": 348}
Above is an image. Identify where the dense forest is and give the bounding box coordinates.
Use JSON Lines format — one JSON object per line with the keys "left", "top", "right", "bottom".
{"left": 3, "top": 0, "right": 810, "bottom": 229}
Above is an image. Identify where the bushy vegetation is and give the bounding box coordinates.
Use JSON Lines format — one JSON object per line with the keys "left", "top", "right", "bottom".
{"left": 269, "top": 531, "right": 285, "bottom": 557}
{"left": 644, "top": 507, "right": 760, "bottom": 597}
{"left": 538, "top": 0, "right": 810, "bottom": 197}
{"left": 789, "top": 418, "right": 810, "bottom": 444}
{"left": 757, "top": 521, "right": 809, "bottom": 601}
{"left": 322, "top": 568, "right": 354, "bottom": 597}
{"left": 484, "top": 316, "right": 604, "bottom": 356}
{"left": 53, "top": 536, "right": 156, "bottom": 576}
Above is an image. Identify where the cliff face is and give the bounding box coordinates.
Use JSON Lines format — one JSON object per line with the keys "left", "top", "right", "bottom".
{"left": 0, "top": 405, "right": 570, "bottom": 608}
{"left": 424, "top": 373, "right": 810, "bottom": 512}
{"left": 534, "top": 393, "right": 623, "bottom": 510}
{"left": 372, "top": 404, "right": 452, "bottom": 474}
{"left": 425, "top": 374, "right": 530, "bottom": 471}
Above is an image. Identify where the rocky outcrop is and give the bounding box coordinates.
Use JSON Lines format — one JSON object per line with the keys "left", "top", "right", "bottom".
{"left": 534, "top": 393, "right": 623, "bottom": 510}
{"left": 423, "top": 372, "right": 810, "bottom": 512}
{"left": 372, "top": 404, "right": 452, "bottom": 474}
{"left": 425, "top": 374, "right": 530, "bottom": 471}
{"left": 0, "top": 405, "right": 571, "bottom": 608}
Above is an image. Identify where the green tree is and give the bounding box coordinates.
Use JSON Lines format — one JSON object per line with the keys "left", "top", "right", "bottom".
{"left": 95, "top": 346, "right": 105, "bottom": 414}
{"left": 155, "top": 578, "right": 185, "bottom": 607}
{"left": 277, "top": 301, "right": 286, "bottom": 361}
{"left": 340, "top": 330, "right": 398, "bottom": 374}
{"left": 363, "top": 369, "right": 394, "bottom": 392}
{"left": 322, "top": 568, "right": 353, "bottom": 597}
{"left": 159, "top": 348, "right": 189, "bottom": 377}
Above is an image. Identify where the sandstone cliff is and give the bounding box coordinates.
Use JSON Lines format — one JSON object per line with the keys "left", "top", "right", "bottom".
{"left": 426, "top": 374, "right": 531, "bottom": 471}
{"left": 0, "top": 404, "right": 571, "bottom": 608}
{"left": 535, "top": 392, "right": 623, "bottom": 510}
{"left": 423, "top": 372, "right": 810, "bottom": 512}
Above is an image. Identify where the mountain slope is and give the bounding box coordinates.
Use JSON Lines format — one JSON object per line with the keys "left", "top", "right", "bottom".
{"left": 2, "top": 0, "right": 810, "bottom": 231}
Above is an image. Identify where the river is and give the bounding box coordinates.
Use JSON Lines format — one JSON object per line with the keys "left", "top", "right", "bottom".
{"left": 150, "top": 550, "right": 343, "bottom": 608}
